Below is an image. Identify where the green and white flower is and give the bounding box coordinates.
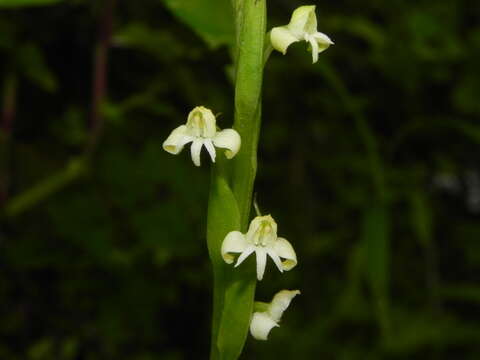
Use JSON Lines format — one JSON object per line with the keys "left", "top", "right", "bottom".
{"left": 270, "top": 5, "right": 333, "bottom": 64}
{"left": 163, "top": 106, "right": 241, "bottom": 167}
{"left": 221, "top": 215, "right": 297, "bottom": 281}
{"left": 250, "top": 289, "right": 301, "bottom": 340}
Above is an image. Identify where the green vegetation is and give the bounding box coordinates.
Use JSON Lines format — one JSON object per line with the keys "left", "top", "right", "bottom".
{"left": 1, "top": 0, "right": 479, "bottom": 359}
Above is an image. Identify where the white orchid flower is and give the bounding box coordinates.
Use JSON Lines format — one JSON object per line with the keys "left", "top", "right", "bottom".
{"left": 250, "top": 289, "right": 301, "bottom": 340}
{"left": 221, "top": 215, "right": 297, "bottom": 281}
{"left": 270, "top": 5, "right": 333, "bottom": 64}
{"left": 163, "top": 106, "right": 241, "bottom": 167}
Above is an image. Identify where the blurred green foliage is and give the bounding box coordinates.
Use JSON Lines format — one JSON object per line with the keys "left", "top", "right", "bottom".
{"left": 162, "top": 0, "right": 235, "bottom": 49}
{"left": 0, "top": 0, "right": 63, "bottom": 8}
{"left": 1, "top": 0, "right": 480, "bottom": 359}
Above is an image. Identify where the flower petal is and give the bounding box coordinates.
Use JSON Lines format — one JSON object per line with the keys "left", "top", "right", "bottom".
{"left": 246, "top": 215, "right": 278, "bottom": 243}
{"left": 234, "top": 245, "right": 256, "bottom": 267}
{"left": 255, "top": 247, "right": 267, "bottom": 281}
{"left": 203, "top": 138, "right": 216, "bottom": 163}
{"left": 213, "top": 129, "right": 241, "bottom": 159}
{"left": 250, "top": 312, "right": 279, "bottom": 341}
{"left": 315, "top": 32, "right": 334, "bottom": 54}
{"left": 287, "top": 5, "right": 317, "bottom": 36}
{"left": 266, "top": 248, "right": 284, "bottom": 273}
{"left": 270, "top": 26, "right": 300, "bottom": 55}
{"left": 308, "top": 36, "right": 319, "bottom": 63}
{"left": 162, "top": 125, "right": 193, "bottom": 155}
{"left": 268, "top": 289, "right": 301, "bottom": 323}
{"left": 273, "top": 237, "right": 297, "bottom": 271}
{"left": 221, "top": 231, "right": 248, "bottom": 264}
{"left": 186, "top": 106, "right": 217, "bottom": 138}
{"left": 190, "top": 139, "right": 203, "bottom": 167}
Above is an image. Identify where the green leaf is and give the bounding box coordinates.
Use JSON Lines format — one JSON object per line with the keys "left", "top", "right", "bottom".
{"left": 336, "top": 243, "right": 368, "bottom": 321}
{"left": 385, "top": 310, "right": 480, "bottom": 353}
{"left": 441, "top": 284, "right": 480, "bottom": 304}
{"left": 0, "top": 0, "right": 63, "bottom": 7}
{"left": 162, "top": 0, "right": 235, "bottom": 49}
{"left": 28, "top": 338, "right": 54, "bottom": 359}
{"left": 17, "top": 44, "right": 57, "bottom": 92}
{"left": 363, "top": 204, "right": 391, "bottom": 339}
{"left": 207, "top": 159, "right": 257, "bottom": 360}
{"left": 217, "top": 265, "right": 256, "bottom": 360}
{"left": 114, "top": 23, "right": 187, "bottom": 61}
{"left": 410, "top": 191, "right": 433, "bottom": 248}
{"left": 206, "top": 161, "right": 241, "bottom": 359}
{"left": 4, "top": 158, "right": 87, "bottom": 217}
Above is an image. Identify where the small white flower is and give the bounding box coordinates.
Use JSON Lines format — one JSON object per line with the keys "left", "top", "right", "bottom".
{"left": 250, "top": 289, "right": 301, "bottom": 340}
{"left": 163, "top": 106, "right": 241, "bottom": 167}
{"left": 270, "top": 5, "right": 333, "bottom": 64}
{"left": 221, "top": 215, "right": 297, "bottom": 281}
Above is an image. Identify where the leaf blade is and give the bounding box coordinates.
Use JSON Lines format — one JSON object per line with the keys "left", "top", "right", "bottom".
{"left": 162, "top": 0, "right": 235, "bottom": 49}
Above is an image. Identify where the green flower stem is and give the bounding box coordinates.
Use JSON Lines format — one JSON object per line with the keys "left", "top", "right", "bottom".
{"left": 231, "top": 0, "right": 266, "bottom": 229}
{"left": 207, "top": 1, "right": 266, "bottom": 359}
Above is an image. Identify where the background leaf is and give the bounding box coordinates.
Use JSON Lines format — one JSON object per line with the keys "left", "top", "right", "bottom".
{"left": 363, "top": 204, "right": 391, "bottom": 338}
{"left": 162, "top": 0, "right": 235, "bottom": 49}
{"left": 16, "top": 44, "right": 58, "bottom": 92}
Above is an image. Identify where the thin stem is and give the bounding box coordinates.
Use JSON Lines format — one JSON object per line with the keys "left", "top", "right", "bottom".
{"left": 318, "top": 60, "right": 387, "bottom": 201}
{"left": 253, "top": 192, "right": 262, "bottom": 216}
{"left": 85, "top": 0, "right": 116, "bottom": 157}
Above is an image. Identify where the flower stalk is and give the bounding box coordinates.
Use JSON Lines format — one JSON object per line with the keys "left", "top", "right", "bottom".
{"left": 206, "top": 0, "right": 267, "bottom": 359}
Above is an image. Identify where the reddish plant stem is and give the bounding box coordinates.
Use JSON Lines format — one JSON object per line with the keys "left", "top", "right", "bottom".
{"left": 1, "top": 73, "right": 16, "bottom": 135}
{"left": 86, "top": 0, "right": 116, "bottom": 157}
{"left": 0, "top": 72, "right": 17, "bottom": 206}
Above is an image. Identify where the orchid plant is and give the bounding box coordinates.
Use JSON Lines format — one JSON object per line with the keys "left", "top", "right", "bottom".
{"left": 162, "top": 2, "right": 332, "bottom": 359}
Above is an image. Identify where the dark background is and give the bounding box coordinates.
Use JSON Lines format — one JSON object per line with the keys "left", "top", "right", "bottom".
{"left": 1, "top": 0, "right": 480, "bottom": 359}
